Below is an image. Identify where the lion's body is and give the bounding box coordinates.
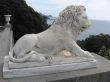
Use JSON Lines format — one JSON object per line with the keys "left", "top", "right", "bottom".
{"left": 9, "top": 5, "right": 93, "bottom": 63}
{"left": 13, "top": 28, "right": 65, "bottom": 58}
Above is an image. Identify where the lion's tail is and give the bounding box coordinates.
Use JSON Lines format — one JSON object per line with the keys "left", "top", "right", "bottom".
{"left": 9, "top": 49, "right": 32, "bottom": 63}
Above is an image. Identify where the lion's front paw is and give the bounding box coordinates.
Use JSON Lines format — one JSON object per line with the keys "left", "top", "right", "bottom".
{"left": 75, "top": 51, "right": 94, "bottom": 58}
{"left": 84, "top": 51, "right": 94, "bottom": 58}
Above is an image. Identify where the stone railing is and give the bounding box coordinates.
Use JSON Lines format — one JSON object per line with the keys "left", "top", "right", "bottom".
{"left": 0, "top": 15, "right": 13, "bottom": 62}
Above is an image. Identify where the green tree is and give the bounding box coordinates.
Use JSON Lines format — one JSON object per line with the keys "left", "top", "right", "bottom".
{"left": 106, "top": 49, "right": 110, "bottom": 59}
{"left": 98, "top": 45, "right": 107, "bottom": 57}
{"left": 0, "top": 0, "right": 48, "bottom": 42}
{"left": 77, "top": 33, "right": 110, "bottom": 54}
{"left": 98, "top": 45, "right": 110, "bottom": 59}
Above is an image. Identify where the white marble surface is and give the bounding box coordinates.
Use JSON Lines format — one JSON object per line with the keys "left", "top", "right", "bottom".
{"left": 9, "top": 5, "right": 93, "bottom": 63}
{"left": 3, "top": 56, "right": 97, "bottom": 78}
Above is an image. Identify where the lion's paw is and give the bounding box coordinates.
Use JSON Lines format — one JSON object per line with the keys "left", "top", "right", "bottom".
{"left": 76, "top": 51, "right": 94, "bottom": 58}
{"left": 84, "top": 51, "right": 94, "bottom": 58}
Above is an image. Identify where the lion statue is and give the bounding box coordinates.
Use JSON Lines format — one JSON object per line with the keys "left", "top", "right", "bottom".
{"left": 9, "top": 5, "right": 94, "bottom": 63}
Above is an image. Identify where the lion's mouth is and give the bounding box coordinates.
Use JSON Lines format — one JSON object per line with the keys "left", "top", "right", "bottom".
{"left": 81, "top": 25, "right": 90, "bottom": 31}
{"left": 80, "top": 27, "right": 87, "bottom": 32}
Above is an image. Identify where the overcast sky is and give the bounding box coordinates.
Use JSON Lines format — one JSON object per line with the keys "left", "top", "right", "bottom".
{"left": 26, "top": 0, "right": 110, "bottom": 21}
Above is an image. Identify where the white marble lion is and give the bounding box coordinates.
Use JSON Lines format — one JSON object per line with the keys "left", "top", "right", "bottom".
{"left": 9, "top": 5, "right": 94, "bottom": 63}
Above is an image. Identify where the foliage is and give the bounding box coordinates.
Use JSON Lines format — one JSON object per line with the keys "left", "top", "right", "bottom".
{"left": 77, "top": 33, "right": 110, "bottom": 59}
{"left": 0, "top": 0, "right": 48, "bottom": 42}
{"left": 98, "top": 45, "right": 107, "bottom": 56}
{"left": 77, "top": 33, "right": 110, "bottom": 54}
{"left": 98, "top": 45, "right": 110, "bottom": 59}
{"left": 106, "top": 49, "right": 110, "bottom": 59}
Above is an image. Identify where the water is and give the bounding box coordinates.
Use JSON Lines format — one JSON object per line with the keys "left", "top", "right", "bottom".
{"left": 79, "top": 20, "right": 110, "bottom": 40}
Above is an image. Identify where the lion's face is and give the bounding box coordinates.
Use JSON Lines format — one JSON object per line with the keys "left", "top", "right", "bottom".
{"left": 73, "top": 6, "right": 91, "bottom": 32}
{"left": 53, "top": 5, "right": 90, "bottom": 34}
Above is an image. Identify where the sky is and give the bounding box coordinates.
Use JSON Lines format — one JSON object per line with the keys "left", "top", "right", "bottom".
{"left": 26, "top": 0, "right": 110, "bottom": 21}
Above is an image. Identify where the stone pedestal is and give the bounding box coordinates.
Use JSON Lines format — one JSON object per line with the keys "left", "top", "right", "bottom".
{"left": 3, "top": 56, "right": 97, "bottom": 79}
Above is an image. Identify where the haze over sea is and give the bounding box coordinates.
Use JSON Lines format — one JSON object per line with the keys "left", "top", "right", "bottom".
{"left": 79, "top": 20, "right": 110, "bottom": 40}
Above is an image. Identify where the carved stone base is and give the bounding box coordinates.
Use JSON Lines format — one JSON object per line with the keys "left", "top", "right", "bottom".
{"left": 3, "top": 56, "right": 97, "bottom": 78}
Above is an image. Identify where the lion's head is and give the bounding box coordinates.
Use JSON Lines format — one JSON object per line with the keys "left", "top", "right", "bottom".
{"left": 53, "top": 5, "right": 90, "bottom": 40}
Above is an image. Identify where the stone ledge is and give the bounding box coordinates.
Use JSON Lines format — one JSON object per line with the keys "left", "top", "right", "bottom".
{"left": 8, "top": 56, "right": 95, "bottom": 69}
{"left": 0, "top": 54, "right": 110, "bottom": 82}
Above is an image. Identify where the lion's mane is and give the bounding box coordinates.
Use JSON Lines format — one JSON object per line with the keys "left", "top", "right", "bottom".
{"left": 52, "top": 5, "right": 87, "bottom": 41}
